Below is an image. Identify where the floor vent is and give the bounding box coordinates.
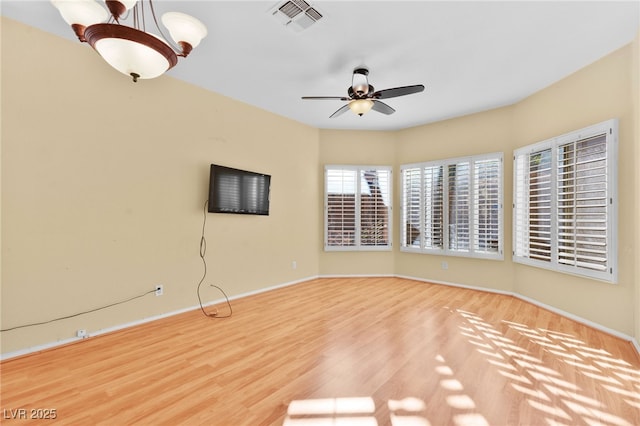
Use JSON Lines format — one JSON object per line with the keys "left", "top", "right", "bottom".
{"left": 270, "top": 0, "right": 323, "bottom": 32}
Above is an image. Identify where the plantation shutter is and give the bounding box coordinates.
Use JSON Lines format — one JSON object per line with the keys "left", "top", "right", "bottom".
{"left": 513, "top": 153, "right": 529, "bottom": 257}
{"left": 557, "top": 134, "right": 608, "bottom": 271}
{"left": 528, "top": 149, "right": 553, "bottom": 262}
{"left": 401, "top": 153, "right": 503, "bottom": 259}
{"left": 512, "top": 119, "right": 616, "bottom": 282}
{"left": 325, "top": 166, "right": 392, "bottom": 251}
{"left": 326, "top": 168, "right": 357, "bottom": 247}
{"left": 401, "top": 167, "right": 422, "bottom": 248}
{"left": 424, "top": 165, "right": 444, "bottom": 249}
{"left": 360, "top": 169, "right": 391, "bottom": 247}
{"left": 447, "top": 161, "right": 470, "bottom": 251}
{"left": 473, "top": 158, "right": 501, "bottom": 254}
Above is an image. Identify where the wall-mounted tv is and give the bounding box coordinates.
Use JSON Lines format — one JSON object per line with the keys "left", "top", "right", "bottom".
{"left": 208, "top": 164, "right": 271, "bottom": 215}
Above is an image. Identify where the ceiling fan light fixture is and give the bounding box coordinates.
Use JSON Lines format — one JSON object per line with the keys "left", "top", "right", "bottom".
{"left": 349, "top": 99, "right": 374, "bottom": 116}
{"left": 51, "top": 0, "right": 207, "bottom": 82}
{"left": 302, "top": 68, "right": 424, "bottom": 119}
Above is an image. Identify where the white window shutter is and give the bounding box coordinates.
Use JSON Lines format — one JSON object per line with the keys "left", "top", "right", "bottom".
{"left": 325, "top": 166, "right": 392, "bottom": 251}
{"left": 424, "top": 165, "right": 444, "bottom": 249}
{"left": 473, "top": 158, "right": 501, "bottom": 254}
{"left": 557, "top": 134, "right": 608, "bottom": 271}
{"left": 326, "top": 168, "right": 357, "bottom": 247}
{"left": 401, "top": 167, "right": 422, "bottom": 248}
{"left": 401, "top": 153, "right": 503, "bottom": 259}
{"left": 513, "top": 153, "right": 529, "bottom": 258}
{"left": 360, "top": 169, "right": 391, "bottom": 247}
{"left": 447, "top": 161, "right": 470, "bottom": 252}
{"left": 512, "top": 119, "right": 617, "bottom": 283}
{"left": 528, "top": 149, "right": 553, "bottom": 262}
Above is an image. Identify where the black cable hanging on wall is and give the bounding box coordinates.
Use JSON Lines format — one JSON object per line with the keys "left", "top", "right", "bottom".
{"left": 0, "top": 290, "right": 156, "bottom": 332}
{"left": 196, "top": 200, "right": 232, "bottom": 318}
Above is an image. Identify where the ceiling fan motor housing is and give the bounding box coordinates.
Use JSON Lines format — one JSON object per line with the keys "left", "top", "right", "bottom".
{"left": 352, "top": 68, "right": 371, "bottom": 96}
{"left": 348, "top": 85, "right": 375, "bottom": 99}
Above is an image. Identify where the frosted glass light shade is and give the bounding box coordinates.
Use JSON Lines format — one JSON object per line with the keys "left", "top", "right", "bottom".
{"left": 349, "top": 99, "right": 374, "bottom": 116}
{"left": 84, "top": 24, "right": 177, "bottom": 81}
{"left": 51, "top": 0, "right": 108, "bottom": 26}
{"left": 162, "top": 12, "right": 207, "bottom": 49}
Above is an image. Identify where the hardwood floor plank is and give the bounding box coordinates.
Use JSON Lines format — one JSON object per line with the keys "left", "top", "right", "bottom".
{"left": 1, "top": 277, "right": 639, "bottom": 425}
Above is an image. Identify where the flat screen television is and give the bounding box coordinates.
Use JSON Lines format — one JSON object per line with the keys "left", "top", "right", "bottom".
{"left": 208, "top": 164, "right": 271, "bottom": 215}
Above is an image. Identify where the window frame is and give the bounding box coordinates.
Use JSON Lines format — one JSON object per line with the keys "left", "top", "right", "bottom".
{"left": 512, "top": 119, "right": 618, "bottom": 283}
{"left": 400, "top": 152, "right": 504, "bottom": 260}
{"left": 324, "top": 165, "right": 393, "bottom": 252}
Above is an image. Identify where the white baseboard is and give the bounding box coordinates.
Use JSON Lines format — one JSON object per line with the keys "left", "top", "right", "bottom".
{"left": 395, "top": 274, "right": 639, "bottom": 352}
{"left": 394, "top": 274, "right": 514, "bottom": 296}
{"left": 3, "top": 273, "right": 638, "bottom": 360}
{"left": 1, "top": 275, "right": 318, "bottom": 361}
{"left": 319, "top": 273, "right": 396, "bottom": 279}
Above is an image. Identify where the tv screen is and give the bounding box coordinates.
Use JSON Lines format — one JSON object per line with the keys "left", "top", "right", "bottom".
{"left": 208, "top": 164, "right": 271, "bottom": 215}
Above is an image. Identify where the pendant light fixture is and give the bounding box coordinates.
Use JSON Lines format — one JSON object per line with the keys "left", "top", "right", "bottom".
{"left": 51, "top": 0, "right": 207, "bottom": 82}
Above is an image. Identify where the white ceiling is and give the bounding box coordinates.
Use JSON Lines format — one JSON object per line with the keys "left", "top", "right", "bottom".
{"left": 2, "top": 1, "right": 639, "bottom": 131}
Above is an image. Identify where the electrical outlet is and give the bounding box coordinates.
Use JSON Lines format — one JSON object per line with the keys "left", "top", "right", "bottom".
{"left": 155, "top": 285, "right": 163, "bottom": 296}
{"left": 76, "top": 329, "right": 87, "bottom": 338}
{"left": 292, "top": 260, "right": 297, "bottom": 270}
{"left": 441, "top": 261, "right": 448, "bottom": 270}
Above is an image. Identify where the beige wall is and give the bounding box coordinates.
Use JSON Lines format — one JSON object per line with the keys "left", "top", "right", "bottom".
{"left": 511, "top": 43, "right": 636, "bottom": 335}
{"left": 1, "top": 19, "right": 638, "bottom": 355}
{"left": 319, "top": 41, "right": 638, "bottom": 335}
{"left": 394, "top": 106, "right": 515, "bottom": 293}
{"left": 1, "top": 18, "right": 320, "bottom": 354}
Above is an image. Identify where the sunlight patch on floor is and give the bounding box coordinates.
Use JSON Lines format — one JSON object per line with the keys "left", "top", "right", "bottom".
{"left": 283, "top": 416, "right": 377, "bottom": 426}
{"left": 440, "top": 379, "right": 464, "bottom": 391}
{"left": 452, "top": 413, "right": 490, "bottom": 426}
{"left": 287, "top": 397, "right": 375, "bottom": 416}
{"left": 511, "top": 383, "right": 551, "bottom": 401}
{"left": 562, "top": 399, "right": 633, "bottom": 426}
{"left": 455, "top": 310, "right": 640, "bottom": 425}
{"left": 526, "top": 399, "right": 572, "bottom": 420}
{"left": 283, "top": 396, "right": 431, "bottom": 426}
{"left": 284, "top": 397, "right": 377, "bottom": 426}
{"left": 434, "top": 354, "right": 489, "bottom": 425}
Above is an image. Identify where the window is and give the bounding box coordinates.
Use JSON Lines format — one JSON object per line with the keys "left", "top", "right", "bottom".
{"left": 401, "top": 153, "right": 503, "bottom": 259}
{"left": 325, "top": 166, "right": 392, "bottom": 251}
{"left": 513, "top": 119, "right": 618, "bottom": 283}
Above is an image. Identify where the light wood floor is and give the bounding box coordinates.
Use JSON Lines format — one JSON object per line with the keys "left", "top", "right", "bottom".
{"left": 1, "top": 277, "right": 639, "bottom": 425}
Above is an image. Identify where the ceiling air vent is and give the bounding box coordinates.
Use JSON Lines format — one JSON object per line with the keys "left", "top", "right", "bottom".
{"left": 269, "top": 0, "right": 323, "bottom": 32}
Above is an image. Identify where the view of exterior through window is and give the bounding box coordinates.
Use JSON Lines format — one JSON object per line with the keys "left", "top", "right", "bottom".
{"left": 325, "top": 166, "right": 392, "bottom": 250}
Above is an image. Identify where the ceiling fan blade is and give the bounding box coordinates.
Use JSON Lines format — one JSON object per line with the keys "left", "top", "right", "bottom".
{"left": 372, "top": 84, "right": 425, "bottom": 100}
{"left": 329, "top": 104, "right": 351, "bottom": 118}
{"left": 372, "top": 100, "right": 395, "bottom": 115}
{"left": 302, "top": 96, "right": 349, "bottom": 101}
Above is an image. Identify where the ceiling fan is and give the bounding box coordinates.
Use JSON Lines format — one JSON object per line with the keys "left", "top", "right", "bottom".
{"left": 302, "top": 68, "right": 425, "bottom": 118}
